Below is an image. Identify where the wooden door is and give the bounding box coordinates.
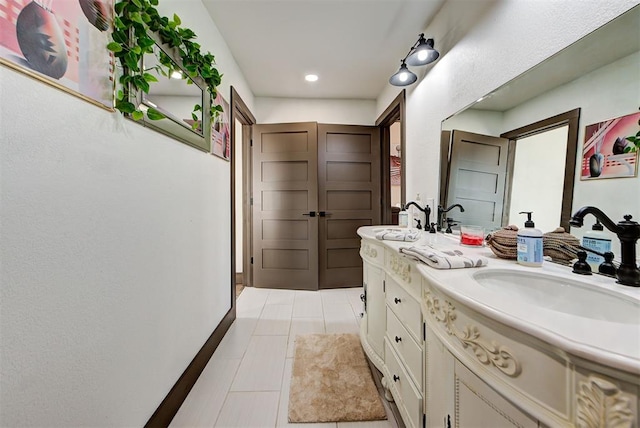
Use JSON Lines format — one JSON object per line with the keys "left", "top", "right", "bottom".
{"left": 252, "top": 123, "right": 318, "bottom": 290}
{"left": 446, "top": 130, "right": 508, "bottom": 231}
{"left": 318, "top": 124, "right": 380, "bottom": 288}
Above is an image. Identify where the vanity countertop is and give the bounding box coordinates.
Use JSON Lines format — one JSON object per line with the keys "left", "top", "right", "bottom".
{"left": 358, "top": 226, "right": 640, "bottom": 375}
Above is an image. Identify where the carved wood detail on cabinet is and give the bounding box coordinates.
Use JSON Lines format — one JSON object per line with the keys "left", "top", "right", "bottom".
{"left": 576, "top": 376, "right": 633, "bottom": 428}
{"left": 425, "top": 290, "right": 521, "bottom": 378}
{"left": 389, "top": 253, "right": 412, "bottom": 283}
{"left": 362, "top": 243, "right": 378, "bottom": 259}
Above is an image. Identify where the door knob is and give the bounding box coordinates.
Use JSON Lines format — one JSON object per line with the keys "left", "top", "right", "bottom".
{"left": 318, "top": 211, "right": 332, "bottom": 217}
{"left": 302, "top": 211, "right": 317, "bottom": 217}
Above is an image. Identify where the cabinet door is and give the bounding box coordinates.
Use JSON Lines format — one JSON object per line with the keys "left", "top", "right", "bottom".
{"left": 365, "top": 263, "right": 385, "bottom": 357}
{"left": 455, "top": 360, "right": 538, "bottom": 428}
{"left": 425, "top": 325, "right": 455, "bottom": 428}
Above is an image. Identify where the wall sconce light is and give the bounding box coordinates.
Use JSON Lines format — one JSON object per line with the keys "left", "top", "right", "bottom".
{"left": 389, "top": 34, "right": 439, "bottom": 86}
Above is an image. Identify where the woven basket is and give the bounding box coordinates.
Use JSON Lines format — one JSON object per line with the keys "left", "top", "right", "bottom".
{"left": 543, "top": 227, "right": 581, "bottom": 262}
{"left": 486, "top": 225, "right": 519, "bottom": 259}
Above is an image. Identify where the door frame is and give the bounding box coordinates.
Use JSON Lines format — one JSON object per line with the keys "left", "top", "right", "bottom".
{"left": 500, "top": 108, "right": 580, "bottom": 231}
{"left": 231, "top": 87, "right": 256, "bottom": 291}
{"left": 376, "top": 90, "right": 406, "bottom": 224}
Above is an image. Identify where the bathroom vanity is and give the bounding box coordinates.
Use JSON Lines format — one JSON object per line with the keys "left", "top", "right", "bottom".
{"left": 358, "top": 226, "right": 640, "bottom": 428}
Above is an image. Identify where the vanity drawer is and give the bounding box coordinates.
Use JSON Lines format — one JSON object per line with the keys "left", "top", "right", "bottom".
{"left": 385, "top": 339, "right": 422, "bottom": 428}
{"left": 386, "top": 306, "right": 422, "bottom": 390}
{"left": 386, "top": 277, "right": 421, "bottom": 343}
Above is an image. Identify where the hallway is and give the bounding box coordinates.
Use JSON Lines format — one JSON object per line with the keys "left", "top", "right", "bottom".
{"left": 170, "top": 287, "right": 400, "bottom": 427}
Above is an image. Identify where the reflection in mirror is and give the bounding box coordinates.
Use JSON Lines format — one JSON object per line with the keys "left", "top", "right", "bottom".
{"left": 129, "top": 35, "right": 211, "bottom": 152}
{"left": 440, "top": 6, "right": 639, "bottom": 239}
{"left": 390, "top": 120, "right": 402, "bottom": 208}
{"left": 142, "top": 44, "right": 203, "bottom": 135}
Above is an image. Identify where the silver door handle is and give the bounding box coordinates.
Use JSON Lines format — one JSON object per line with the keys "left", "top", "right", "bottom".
{"left": 318, "top": 211, "right": 332, "bottom": 217}
{"left": 302, "top": 211, "right": 317, "bottom": 217}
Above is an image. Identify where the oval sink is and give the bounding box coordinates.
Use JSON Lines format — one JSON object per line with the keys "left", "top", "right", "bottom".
{"left": 472, "top": 269, "right": 640, "bottom": 324}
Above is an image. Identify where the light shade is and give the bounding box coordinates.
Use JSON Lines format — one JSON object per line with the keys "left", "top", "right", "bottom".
{"left": 389, "top": 60, "right": 417, "bottom": 86}
{"left": 406, "top": 35, "right": 439, "bottom": 66}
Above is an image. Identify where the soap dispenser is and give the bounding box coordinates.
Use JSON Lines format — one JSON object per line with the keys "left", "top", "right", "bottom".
{"left": 398, "top": 204, "right": 409, "bottom": 228}
{"left": 517, "top": 211, "right": 543, "bottom": 267}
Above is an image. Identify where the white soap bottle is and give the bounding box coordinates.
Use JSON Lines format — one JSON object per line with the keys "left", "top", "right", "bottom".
{"left": 398, "top": 204, "right": 409, "bottom": 228}
{"left": 582, "top": 220, "right": 612, "bottom": 270}
{"left": 516, "top": 211, "right": 543, "bottom": 267}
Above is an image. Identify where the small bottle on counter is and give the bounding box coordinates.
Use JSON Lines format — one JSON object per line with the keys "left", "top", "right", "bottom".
{"left": 582, "top": 220, "right": 612, "bottom": 270}
{"left": 517, "top": 211, "right": 543, "bottom": 267}
{"left": 398, "top": 204, "right": 409, "bottom": 228}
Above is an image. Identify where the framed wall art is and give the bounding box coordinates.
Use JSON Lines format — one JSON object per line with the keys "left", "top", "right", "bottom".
{"left": 0, "top": 0, "right": 114, "bottom": 110}
{"left": 211, "top": 91, "right": 230, "bottom": 161}
{"left": 581, "top": 111, "right": 640, "bottom": 180}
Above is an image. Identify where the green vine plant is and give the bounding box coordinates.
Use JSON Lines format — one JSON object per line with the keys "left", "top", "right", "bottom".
{"left": 107, "top": 0, "right": 223, "bottom": 127}
{"left": 624, "top": 113, "right": 640, "bottom": 153}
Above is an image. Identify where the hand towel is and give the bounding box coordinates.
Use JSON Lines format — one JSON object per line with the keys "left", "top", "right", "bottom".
{"left": 400, "top": 245, "right": 488, "bottom": 269}
{"left": 375, "top": 229, "right": 420, "bottom": 242}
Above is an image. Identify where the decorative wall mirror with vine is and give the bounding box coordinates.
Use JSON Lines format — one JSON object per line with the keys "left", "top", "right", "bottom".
{"left": 107, "top": 0, "right": 222, "bottom": 152}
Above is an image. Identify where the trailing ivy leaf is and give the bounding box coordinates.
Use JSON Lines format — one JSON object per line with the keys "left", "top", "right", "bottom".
{"left": 130, "top": 45, "right": 141, "bottom": 55}
{"left": 193, "top": 104, "right": 202, "bottom": 112}
{"left": 150, "top": 0, "right": 158, "bottom": 5}
{"left": 107, "top": 42, "right": 123, "bottom": 52}
{"left": 132, "top": 110, "right": 144, "bottom": 121}
{"left": 112, "top": 29, "right": 127, "bottom": 43}
{"left": 147, "top": 108, "right": 165, "bottom": 120}
{"left": 173, "top": 14, "right": 181, "bottom": 26}
{"left": 143, "top": 72, "right": 158, "bottom": 83}
{"left": 192, "top": 112, "right": 198, "bottom": 121}
{"left": 131, "top": 0, "right": 142, "bottom": 8}
{"left": 117, "top": 90, "right": 124, "bottom": 100}
{"left": 124, "top": 51, "right": 140, "bottom": 72}
{"left": 116, "top": 99, "right": 136, "bottom": 113}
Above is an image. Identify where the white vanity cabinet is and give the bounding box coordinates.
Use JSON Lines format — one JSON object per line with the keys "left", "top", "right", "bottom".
{"left": 358, "top": 226, "right": 639, "bottom": 428}
{"left": 359, "top": 233, "right": 425, "bottom": 428}
{"left": 422, "top": 277, "right": 639, "bottom": 428}
{"left": 360, "top": 239, "right": 386, "bottom": 369}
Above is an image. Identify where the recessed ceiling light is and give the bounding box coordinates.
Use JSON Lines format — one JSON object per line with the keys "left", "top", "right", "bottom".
{"left": 305, "top": 74, "right": 318, "bottom": 82}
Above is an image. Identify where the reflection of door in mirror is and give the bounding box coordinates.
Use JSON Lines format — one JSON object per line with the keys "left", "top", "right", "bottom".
{"left": 390, "top": 120, "right": 402, "bottom": 218}
{"left": 445, "top": 130, "right": 508, "bottom": 232}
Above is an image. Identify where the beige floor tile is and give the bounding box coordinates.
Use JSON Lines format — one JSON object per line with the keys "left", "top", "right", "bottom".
{"left": 292, "top": 291, "right": 323, "bottom": 318}
{"left": 170, "top": 357, "right": 241, "bottom": 427}
{"left": 236, "top": 287, "right": 270, "bottom": 319}
{"left": 286, "top": 318, "right": 325, "bottom": 358}
{"left": 213, "top": 318, "right": 258, "bottom": 359}
{"left": 231, "top": 335, "right": 288, "bottom": 391}
{"left": 324, "top": 302, "right": 360, "bottom": 334}
{"left": 254, "top": 304, "right": 293, "bottom": 336}
{"left": 214, "top": 391, "right": 279, "bottom": 428}
{"left": 266, "top": 289, "right": 297, "bottom": 305}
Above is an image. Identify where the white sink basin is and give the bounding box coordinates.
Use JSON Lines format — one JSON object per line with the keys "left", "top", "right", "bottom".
{"left": 472, "top": 269, "right": 640, "bottom": 324}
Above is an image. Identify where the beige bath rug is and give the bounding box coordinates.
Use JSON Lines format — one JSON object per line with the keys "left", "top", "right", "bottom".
{"left": 288, "top": 333, "right": 387, "bottom": 423}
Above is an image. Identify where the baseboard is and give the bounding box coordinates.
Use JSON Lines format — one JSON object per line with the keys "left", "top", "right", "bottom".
{"left": 145, "top": 307, "right": 236, "bottom": 427}
{"left": 235, "top": 272, "right": 243, "bottom": 285}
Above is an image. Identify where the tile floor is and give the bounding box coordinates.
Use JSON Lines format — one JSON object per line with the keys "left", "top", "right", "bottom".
{"left": 170, "top": 286, "right": 400, "bottom": 428}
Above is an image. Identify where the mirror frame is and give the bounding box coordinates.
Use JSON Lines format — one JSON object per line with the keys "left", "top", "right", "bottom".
{"left": 128, "top": 31, "right": 212, "bottom": 152}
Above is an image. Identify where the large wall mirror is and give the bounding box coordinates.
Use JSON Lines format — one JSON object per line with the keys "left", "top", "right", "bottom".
{"left": 440, "top": 6, "right": 640, "bottom": 237}
{"left": 131, "top": 34, "right": 212, "bottom": 152}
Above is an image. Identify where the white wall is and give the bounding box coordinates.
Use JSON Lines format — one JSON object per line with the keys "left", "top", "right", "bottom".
{"left": 256, "top": 97, "right": 376, "bottom": 125}
{"left": 502, "top": 51, "right": 640, "bottom": 243}
{"left": 0, "top": 0, "right": 253, "bottom": 426}
{"left": 377, "top": 0, "right": 639, "bottom": 216}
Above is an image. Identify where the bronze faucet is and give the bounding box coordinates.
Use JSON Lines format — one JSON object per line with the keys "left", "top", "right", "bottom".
{"left": 570, "top": 206, "right": 640, "bottom": 287}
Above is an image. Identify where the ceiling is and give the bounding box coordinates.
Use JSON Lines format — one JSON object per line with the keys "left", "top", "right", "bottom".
{"left": 200, "top": 0, "right": 446, "bottom": 100}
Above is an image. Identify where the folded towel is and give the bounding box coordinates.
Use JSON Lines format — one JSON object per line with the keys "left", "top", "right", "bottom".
{"left": 400, "top": 245, "right": 488, "bottom": 269}
{"left": 375, "top": 229, "right": 420, "bottom": 242}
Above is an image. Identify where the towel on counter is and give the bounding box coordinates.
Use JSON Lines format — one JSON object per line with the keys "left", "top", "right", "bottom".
{"left": 400, "top": 245, "right": 488, "bottom": 269}
{"left": 375, "top": 228, "right": 421, "bottom": 242}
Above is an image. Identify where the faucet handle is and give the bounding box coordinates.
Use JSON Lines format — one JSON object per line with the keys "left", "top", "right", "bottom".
{"left": 572, "top": 251, "right": 592, "bottom": 275}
